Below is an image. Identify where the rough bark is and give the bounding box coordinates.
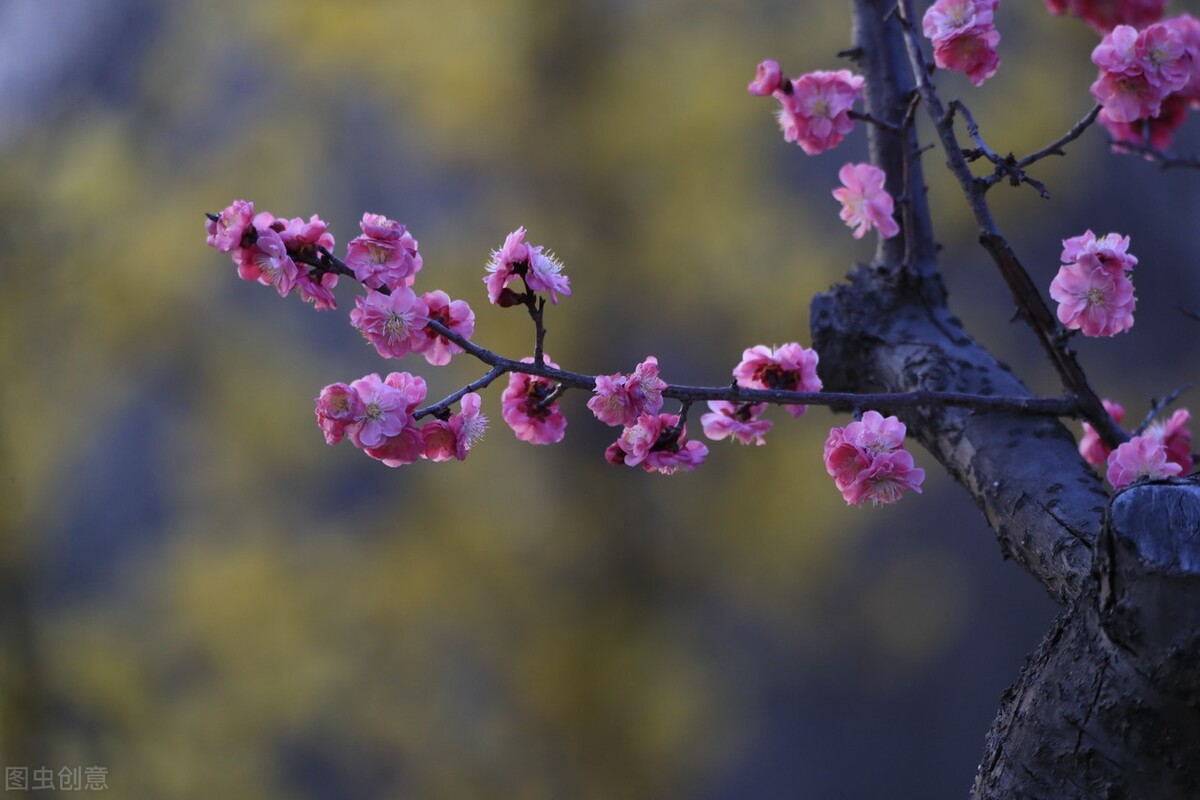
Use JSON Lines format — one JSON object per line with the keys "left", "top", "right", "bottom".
{"left": 812, "top": 3, "right": 1200, "bottom": 797}
{"left": 971, "top": 480, "right": 1200, "bottom": 800}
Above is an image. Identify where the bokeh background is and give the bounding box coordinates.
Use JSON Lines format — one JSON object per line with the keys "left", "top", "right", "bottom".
{"left": 4, "top": 1, "right": 1200, "bottom": 798}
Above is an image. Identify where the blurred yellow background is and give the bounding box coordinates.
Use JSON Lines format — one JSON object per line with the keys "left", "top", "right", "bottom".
{"left": 3, "top": 1, "right": 1199, "bottom": 798}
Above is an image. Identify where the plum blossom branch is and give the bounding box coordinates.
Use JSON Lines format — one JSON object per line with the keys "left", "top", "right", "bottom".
{"left": 423, "top": 316, "right": 1082, "bottom": 416}
{"left": 413, "top": 366, "right": 507, "bottom": 421}
{"left": 894, "top": 0, "right": 1125, "bottom": 451}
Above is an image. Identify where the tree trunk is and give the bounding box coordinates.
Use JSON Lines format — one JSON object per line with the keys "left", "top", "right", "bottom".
{"left": 811, "top": 3, "right": 1200, "bottom": 797}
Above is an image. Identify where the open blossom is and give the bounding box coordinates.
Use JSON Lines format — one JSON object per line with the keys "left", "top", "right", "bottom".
{"left": 605, "top": 413, "right": 709, "bottom": 475}
{"left": 833, "top": 163, "right": 899, "bottom": 240}
{"left": 700, "top": 401, "right": 772, "bottom": 446}
{"left": 1045, "top": 0, "right": 1165, "bottom": 33}
{"left": 485, "top": 227, "right": 572, "bottom": 305}
{"left": 345, "top": 215, "right": 422, "bottom": 291}
{"left": 345, "top": 372, "right": 425, "bottom": 451}
{"left": 823, "top": 411, "right": 925, "bottom": 506}
{"left": 732, "top": 343, "right": 822, "bottom": 418}
{"left": 350, "top": 288, "right": 430, "bottom": 359}
{"left": 1050, "top": 262, "right": 1135, "bottom": 336}
{"left": 413, "top": 290, "right": 475, "bottom": 366}
{"left": 235, "top": 227, "right": 298, "bottom": 298}
{"left": 360, "top": 371, "right": 428, "bottom": 467}
{"left": 423, "top": 393, "right": 488, "bottom": 462}
{"left": 206, "top": 199, "right": 255, "bottom": 252}
{"left": 1079, "top": 399, "right": 1126, "bottom": 466}
{"left": 501, "top": 357, "right": 568, "bottom": 444}
{"left": 587, "top": 356, "right": 667, "bottom": 427}
{"left": 923, "top": 0, "right": 1001, "bottom": 86}
{"left": 1106, "top": 434, "right": 1183, "bottom": 488}
{"left": 774, "top": 70, "right": 865, "bottom": 155}
{"left": 1049, "top": 231, "right": 1137, "bottom": 337}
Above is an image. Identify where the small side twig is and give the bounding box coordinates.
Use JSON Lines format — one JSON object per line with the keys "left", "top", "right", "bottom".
{"left": 1132, "top": 384, "right": 1193, "bottom": 436}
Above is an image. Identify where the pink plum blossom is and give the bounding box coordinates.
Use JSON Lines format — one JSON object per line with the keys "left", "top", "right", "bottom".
{"left": 823, "top": 411, "right": 925, "bottom": 506}
{"left": 1079, "top": 399, "right": 1126, "bottom": 466}
{"left": 235, "top": 227, "right": 299, "bottom": 298}
{"left": 606, "top": 413, "right": 709, "bottom": 475}
{"left": 700, "top": 401, "right": 772, "bottom": 446}
{"left": 774, "top": 70, "right": 865, "bottom": 155}
{"left": 923, "top": 0, "right": 1002, "bottom": 86}
{"left": 360, "top": 371, "right": 429, "bottom": 467}
{"left": 587, "top": 356, "right": 668, "bottom": 427}
{"left": 315, "top": 382, "right": 365, "bottom": 445}
{"left": 345, "top": 221, "right": 422, "bottom": 292}
{"left": 346, "top": 372, "right": 425, "bottom": 451}
{"left": 413, "top": 290, "right": 475, "bottom": 366}
{"left": 423, "top": 393, "right": 488, "bottom": 462}
{"left": 1145, "top": 408, "right": 1193, "bottom": 474}
{"left": 501, "top": 358, "right": 568, "bottom": 445}
{"left": 484, "top": 227, "right": 571, "bottom": 305}
{"left": 484, "top": 227, "right": 532, "bottom": 305}
{"left": 525, "top": 248, "right": 572, "bottom": 304}
{"left": 748, "top": 59, "right": 785, "bottom": 96}
{"left": 1045, "top": 0, "right": 1165, "bottom": 34}
{"left": 833, "top": 163, "right": 900, "bottom": 240}
{"left": 1106, "top": 434, "right": 1183, "bottom": 488}
{"left": 1049, "top": 260, "right": 1136, "bottom": 338}
{"left": 206, "top": 199, "right": 254, "bottom": 252}
{"left": 732, "top": 343, "right": 822, "bottom": 418}
{"left": 350, "top": 288, "right": 430, "bottom": 359}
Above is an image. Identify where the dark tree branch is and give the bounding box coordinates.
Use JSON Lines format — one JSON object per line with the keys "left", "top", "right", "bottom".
{"left": 816, "top": 0, "right": 1108, "bottom": 607}
{"left": 894, "top": 0, "right": 1124, "bottom": 452}
{"left": 972, "top": 480, "right": 1200, "bottom": 799}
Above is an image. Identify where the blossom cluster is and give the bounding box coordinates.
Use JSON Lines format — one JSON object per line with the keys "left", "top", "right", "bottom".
{"left": 209, "top": 203, "right": 928, "bottom": 504}
{"left": 1045, "top": 0, "right": 1166, "bottom": 35}
{"left": 205, "top": 199, "right": 340, "bottom": 309}
{"left": 1077, "top": 398, "right": 1193, "bottom": 488}
{"left": 922, "top": 0, "right": 1002, "bottom": 87}
{"left": 1048, "top": 230, "right": 1137, "bottom": 337}
{"left": 315, "top": 374, "right": 487, "bottom": 466}
{"left": 205, "top": 200, "right": 478, "bottom": 366}
{"left": 823, "top": 411, "right": 926, "bottom": 506}
{"left": 1090, "top": 16, "right": 1200, "bottom": 151}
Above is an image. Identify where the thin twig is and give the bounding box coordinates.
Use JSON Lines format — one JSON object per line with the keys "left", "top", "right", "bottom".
{"left": 1016, "top": 104, "right": 1101, "bottom": 170}
{"left": 1132, "top": 384, "right": 1193, "bottom": 436}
